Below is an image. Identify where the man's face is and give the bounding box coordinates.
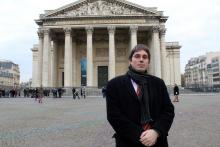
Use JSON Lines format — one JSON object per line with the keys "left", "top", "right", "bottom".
{"left": 129, "top": 50, "right": 150, "bottom": 72}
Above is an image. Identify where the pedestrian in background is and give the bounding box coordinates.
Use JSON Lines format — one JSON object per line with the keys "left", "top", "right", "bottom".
{"left": 173, "top": 84, "right": 179, "bottom": 102}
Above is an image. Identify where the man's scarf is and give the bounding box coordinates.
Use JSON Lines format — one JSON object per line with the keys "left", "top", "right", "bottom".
{"left": 127, "top": 65, "right": 153, "bottom": 124}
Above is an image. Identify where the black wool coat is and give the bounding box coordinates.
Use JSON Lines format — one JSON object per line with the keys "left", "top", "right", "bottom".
{"left": 106, "top": 74, "right": 175, "bottom": 147}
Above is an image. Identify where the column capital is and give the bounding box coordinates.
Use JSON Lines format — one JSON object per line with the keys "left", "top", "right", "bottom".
{"left": 85, "top": 26, "right": 94, "bottom": 34}
{"left": 64, "top": 27, "right": 72, "bottom": 35}
{"left": 43, "top": 28, "right": 50, "bottom": 35}
{"left": 160, "top": 27, "right": 166, "bottom": 36}
{"left": 37, "top": 28, "right": 44, "bottom": 38}
{"left": 130, "top": 25, "right": 138, "bottom": 33}
{"left": 152, "top": 26, "right": 160, "bottom": 33}
{"left": 108, "top": 26, "right": 116, "bottom": 34}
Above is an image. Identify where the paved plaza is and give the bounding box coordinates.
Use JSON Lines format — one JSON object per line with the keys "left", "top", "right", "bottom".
{"left": 0, "top": 94, "right": 220, "bottom": 147}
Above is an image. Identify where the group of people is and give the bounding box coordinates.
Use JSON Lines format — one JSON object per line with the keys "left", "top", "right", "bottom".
{"left": 23, "top": 88, "right": 64, "bottom": 98}
{"left": 0, "top": 87, "right": 88, "bottom": 100}
{"left": 32, "top": 87, "right": 86, "bottom": 103}
{"left": 0, "top": 88, "right": 20, "bottom": 98}
{"left": 72, "top": 87, "right": 86, "bottom": 99}
{"left": 51, "top": 88, "right": 65, "bottom": 98}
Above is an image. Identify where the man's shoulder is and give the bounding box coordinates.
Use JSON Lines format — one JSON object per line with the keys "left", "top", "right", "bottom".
{"left": 107, "top": 74, "right": 128, "bottom": 86}
{"left": 148, "top": 74, "right": 165, "bottom": 84}
{"left": 109, "top": 74, "right": 127, "bottom": 82}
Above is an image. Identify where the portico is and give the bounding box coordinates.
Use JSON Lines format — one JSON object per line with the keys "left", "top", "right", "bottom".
{"left": 31, "top": 0, "right": 181, "bottom": 88}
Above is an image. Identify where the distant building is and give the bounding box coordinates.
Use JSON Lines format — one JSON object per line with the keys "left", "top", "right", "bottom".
{"left": 184, "top": 52, "right": 220, "bottom": 91}
{"left": 0, "top": 60, "right": 20, "bottom": 89}
{"left": 212, "top": 56, "right": 220, "bottom": 88}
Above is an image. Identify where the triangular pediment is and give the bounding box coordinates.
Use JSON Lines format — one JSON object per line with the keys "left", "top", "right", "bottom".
{"left": 42, "top": 0, "right": 161, "bottom": 18}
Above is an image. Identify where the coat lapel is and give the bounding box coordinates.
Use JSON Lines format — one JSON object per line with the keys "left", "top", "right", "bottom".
{"left": 124, "top": 74, "right": 139, "bottom": 101}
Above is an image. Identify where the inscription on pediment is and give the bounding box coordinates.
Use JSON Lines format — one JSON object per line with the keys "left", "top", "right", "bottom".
{"left": 55, "top": 0, "right": 144, "bottom": 17}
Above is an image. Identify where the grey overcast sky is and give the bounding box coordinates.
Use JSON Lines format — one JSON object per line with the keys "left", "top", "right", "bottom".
{"left": 0, "top": 0, "right": 219, "bottom": 82}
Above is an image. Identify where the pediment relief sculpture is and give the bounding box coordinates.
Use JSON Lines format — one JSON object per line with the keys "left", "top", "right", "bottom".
{"left": 48, "top": 0, "right": 154, "bottom": 18}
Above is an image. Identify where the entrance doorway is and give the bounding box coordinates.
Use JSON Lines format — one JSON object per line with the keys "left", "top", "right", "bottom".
{"left": 62, "top": 72, "right": 64, "bottom": 87}
{"left": 98, "top": 66, "right": 108, "bottom": 88}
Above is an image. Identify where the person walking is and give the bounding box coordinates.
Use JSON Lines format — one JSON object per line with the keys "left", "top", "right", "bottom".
{"left": 72, "top": 87, "right": 76, "bottom": 99}
{"left": 75, "top": 89, "right": 80, "bottom": 99}
{"left": 102, "top": 86, "right": 106, "bottom": 98}
{"left": 38, "top": 86, "right": 44, "bottom": 103}
{"left": 58, "top": 88, "right": 62, "bottom": 98}
{"left": 173, "top": 84, "right": 179, "bottom": 102}
{"left": 81, "top": 86, "right": 86, "bottom": 99}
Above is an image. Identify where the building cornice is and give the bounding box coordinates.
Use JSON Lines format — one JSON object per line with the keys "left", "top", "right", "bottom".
{"left": 35, "top": 15, "right": 161, "bottom": 26}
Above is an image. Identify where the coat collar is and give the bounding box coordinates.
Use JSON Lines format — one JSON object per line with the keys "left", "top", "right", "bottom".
{"left": 124, "top": 74, "right": 155, "bottom": 104}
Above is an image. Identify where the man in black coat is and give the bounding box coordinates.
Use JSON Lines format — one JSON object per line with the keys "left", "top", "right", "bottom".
{"left": 106, "top": 44, "right": 175, "bottom": 147}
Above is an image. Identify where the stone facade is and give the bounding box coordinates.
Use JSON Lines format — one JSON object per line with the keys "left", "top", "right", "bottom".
{"left": 0, "top": 60, "right": 20, "bottom": 89}
{"left": 166, "top": 42, "right": 181, "bottom": 86}
{"left": 32, "top": 0, "right": 181, "bottom": 88}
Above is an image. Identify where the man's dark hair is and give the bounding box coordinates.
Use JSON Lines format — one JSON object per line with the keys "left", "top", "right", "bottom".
{"left": 128, "top": 44, "right": 151, "bottom": 61}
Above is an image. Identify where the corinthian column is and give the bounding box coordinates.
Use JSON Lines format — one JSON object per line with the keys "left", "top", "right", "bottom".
{"left": 31, "top": 46, "right": 38, "bottom": 87}
{"left": 51, "top": 38, "right": 58, "bottom": 87}
{"left": 130, "top": 25, "right": 138, "bottom": 50}
{"left": 42, "top": 28, "right": 50, "bottom": 87}
{"left": 37, "top": 29, "right": 43, "bottom": 87}
{"left": 152, "top": 26, "right": 161, "bottom": 78}
{"left": 160, "top": 27, "right": 168, "bottom": 83}
{"left": 86, "top": 26, "right": 94, "bottom": 86}
{"left": 72, "top": 38, "right": 77, "bottom": 86}
{"left": 64, "top": 27, "right": 73, "bottom": 87}
{"left": 108, "top": 26, "right": 116, "bottom": 80}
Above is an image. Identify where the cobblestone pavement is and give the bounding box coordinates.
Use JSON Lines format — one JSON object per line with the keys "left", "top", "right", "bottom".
{"left": 169, "top": 94, "right": 220, "bottom": 147}
{"left": 0, "top": 94, "right": 220, "bottom": 147}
